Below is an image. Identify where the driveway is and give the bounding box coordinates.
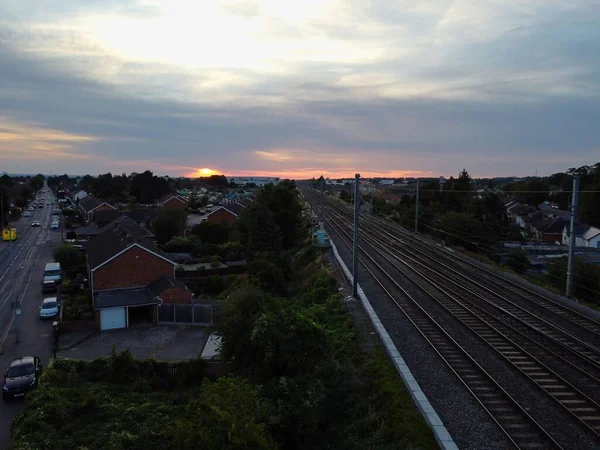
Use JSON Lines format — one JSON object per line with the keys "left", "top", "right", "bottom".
{"left": 58, "top": 325, "right": 209, "bottom": 361}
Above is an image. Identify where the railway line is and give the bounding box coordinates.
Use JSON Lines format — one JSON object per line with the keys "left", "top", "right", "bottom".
{"left": 301, "top": 186, "right": 600, "bottom": 448}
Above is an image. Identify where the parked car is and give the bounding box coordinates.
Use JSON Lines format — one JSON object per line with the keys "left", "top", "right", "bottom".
{"left": 39, "top": 204, "right": 44, "bottom": 209}
{"left": 2, "top": 356, "right": 42, "bottom": 400}
{"left": 23, "top": 211, "right": 30, "bottom": 217}
{"left": 29, "top": 207, "right": 34, "bottom": 211}
{"left": 51, "top": 222, "right": 59, "bottom": 230}
{"left": 42, "top": 280, "right": 57, "bottom": 294}
{"left": 31, "top": 220, "right": 40, "bottom": 227}
{"left": 39, "top": 297, "right": 59, "bottom": 319}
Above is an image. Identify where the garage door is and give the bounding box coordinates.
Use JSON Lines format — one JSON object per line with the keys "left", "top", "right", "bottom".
{"left": 100, "top": 307, "right": 127, "bottom": 330}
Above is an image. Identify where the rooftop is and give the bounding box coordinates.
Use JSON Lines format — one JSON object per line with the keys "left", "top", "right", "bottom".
{"left": 87, "top": 216, "right": 166, "bottom": 269}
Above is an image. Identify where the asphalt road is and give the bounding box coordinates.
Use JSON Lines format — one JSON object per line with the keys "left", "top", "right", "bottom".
{"left": 0, "top": 189, "right": 63, "bottom": 448}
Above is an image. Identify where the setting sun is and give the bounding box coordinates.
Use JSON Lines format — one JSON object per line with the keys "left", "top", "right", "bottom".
{"left": 191, "top": 167, "right": 219, "bottom": 177}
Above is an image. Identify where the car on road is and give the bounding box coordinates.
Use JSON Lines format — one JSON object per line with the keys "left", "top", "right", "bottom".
{"left": 51, "top": 222, "right": 59, "bottom": 230}
{"left": 39, "top": 204, "right": 44, "bottom": 208}
{"left": 2, "top": 356, "right": 42, "bottom": 400}
{"left": 39, "top": 297, "right": 59, "bottom": 319}
{"left": 29, "top": 206, "right": 34, "bottom": 211}
{"left": 23, "top": 211, "right": 30, "bottom": 217}
{"left": 31, "top": 220, "right": 40, "bottom": 227}
{"left": 42, "top": 280, "right": 57, "bottom": 294}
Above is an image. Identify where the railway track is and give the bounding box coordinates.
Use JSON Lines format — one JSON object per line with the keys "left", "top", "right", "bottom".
{"left": 302, "top": 187, "right": 600, "bottom": 446}
{"left": 360, "top": 204, "right": 600, "bottom": 346}
{"left": 323, "top": 203, "right": 561, "bottom": 449}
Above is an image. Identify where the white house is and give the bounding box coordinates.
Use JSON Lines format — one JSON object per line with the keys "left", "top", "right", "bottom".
{"left": 562, "top": 225, "right": 600, "bottom": 248}
{"left": 583, "top": 227, "right": 600, "bottom": 249}
{"left": 561, "top": 225, "right": 588, "bottom": 247}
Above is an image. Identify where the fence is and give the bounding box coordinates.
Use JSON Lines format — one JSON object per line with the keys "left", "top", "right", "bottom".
{"left": 158, "top": 303, "right": 217, "bottom": 326}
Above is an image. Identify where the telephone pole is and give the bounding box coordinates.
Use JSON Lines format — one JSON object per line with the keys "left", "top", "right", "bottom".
{"left": 415, "top": 179, "right": 420, "bottom": 233}
{"left": 566, "top": 175, "right": 580, "bottom": 298}
{"left": 352, "top": 173, "right": 360, "bottom": 297}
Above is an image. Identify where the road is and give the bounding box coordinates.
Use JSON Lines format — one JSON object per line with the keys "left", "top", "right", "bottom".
{"left": 0, "top": 189, "right": 62, "bottom": 448}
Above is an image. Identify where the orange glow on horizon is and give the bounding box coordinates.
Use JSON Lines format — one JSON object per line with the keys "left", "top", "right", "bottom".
{"left": 183, "top": 168, "right": 434, "bottom": 180}
{"left": 187, "top": 167, "right": 221, "bottom": 177}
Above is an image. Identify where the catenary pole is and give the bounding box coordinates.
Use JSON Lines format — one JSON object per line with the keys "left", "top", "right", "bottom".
{"left": 353, "top": 173, "right": 360, "bottom": 297}
{"left": 415, "top": 179, "right": 420, "bottom": 233}
{"left": 566, "top": 175, "right": 580, "bottom": 298}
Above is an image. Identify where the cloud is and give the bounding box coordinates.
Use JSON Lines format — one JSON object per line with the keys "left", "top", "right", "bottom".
{"left": 0, "top": 0, "right": 599, "bottom": 177}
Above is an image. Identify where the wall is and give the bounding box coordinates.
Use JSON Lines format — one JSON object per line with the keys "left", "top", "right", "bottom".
{"left": 160, "top": 286, "right": 193, "bottom": 304}
{"left": 93, "top": 246, "right": 174, "bottom": 291}
{"left": 162, "top": 197, "right": 187, "bottom": 211}
{"left": 206, "top": 208, "right": 236, "bottom": 225}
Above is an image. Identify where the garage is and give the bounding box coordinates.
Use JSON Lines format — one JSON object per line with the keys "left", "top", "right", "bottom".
{"left": 100, "top": 307, "right": 127, "bottom": 330}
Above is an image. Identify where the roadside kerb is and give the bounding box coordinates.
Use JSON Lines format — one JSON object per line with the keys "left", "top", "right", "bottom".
{"left": 330, "top": 239, "right": 459, "bottom": 450}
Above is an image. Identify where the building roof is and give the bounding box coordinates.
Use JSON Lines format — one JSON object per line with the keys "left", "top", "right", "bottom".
{"left": 94, "top": 208, "right": 159, "bottom": 226}
{"left": 80, "top": 196, "right": 115, "bottom": 213}
{"left": 583, "top": 226, "right": 600, "bottom": 241}
{"left": 75, "top": 226, "right": 102, "bottom": 238}
{"left": 94, "top": 288, "right": 158, "bottom": 309}
{"left": 74, "top": 190, "right": 88, "bottom": 201}
{"left": 157, "top": 194, "right": 188, "bottom": 206}
{"left": 562, "top": 224, "right": 590, "bottom": 237}
{"left": 529, "top": 217, "right": 567, "bottom": 234}
{"left": 94, "top": 208, "right": 122, "bottom": 225}
{"left": 87, "top": 216, "right": 167, "bottom": 270}
{"left": 223, "top": 202, "right": 246, "bottom": 216}
{"left": 237, "top": 197, "right": 254, "bottom": 207}
{"left": 148, "top": 275, "right": 189, "bottom": 297}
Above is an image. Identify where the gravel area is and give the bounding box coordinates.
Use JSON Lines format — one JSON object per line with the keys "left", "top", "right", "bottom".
{"left": 326, "top": 218, "right": 600, "bottom": 450}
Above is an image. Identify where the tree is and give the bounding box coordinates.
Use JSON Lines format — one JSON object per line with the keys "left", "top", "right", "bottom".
{"left": 236, "top": 203, "right": 282, "bottom": 259}
{"left": 174, "top": 377, "right": 277, "bottom": 450}
{"left": 29, "top": 174, "right": 45, "bottom": 192}
{"left": 19, "top": 185, "right": 34, "bottom": 204}
{"left": 190, "top": 221, "right": 229, "bottom": 245}
{"left": 248, "top": 252, "right": 288, "bottom": 295}
{"left": 129, "top": 171, "right": 170, "bottom": 204}
{"left": 152, "top": 209, "right": 187, "bottom": 245}
{"left": 339, "top": 190, "right": 351, "bottom": 203}
{"left": 256, "top": 180, "right": 303, "bottom": 249}
{"left": 53, "top": 243, "right": 84, "bottom": 269}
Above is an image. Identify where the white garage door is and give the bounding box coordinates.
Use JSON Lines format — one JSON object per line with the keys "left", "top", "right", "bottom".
{"left": 100, "top": 307, "right": 127, "bottom": 330}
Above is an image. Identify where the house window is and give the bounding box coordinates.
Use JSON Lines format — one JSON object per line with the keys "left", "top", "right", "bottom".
{"left": 597, "top": 241, "right": 600, "bottom": 249}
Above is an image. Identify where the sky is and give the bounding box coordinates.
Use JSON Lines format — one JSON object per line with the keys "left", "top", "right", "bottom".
{"left": 0, "top": 1, "right": 599, "bottom": 179}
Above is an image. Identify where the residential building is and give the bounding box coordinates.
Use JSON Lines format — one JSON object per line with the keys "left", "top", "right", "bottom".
{"left": 528, "top": 216, "right": 567, "bottom": 243}
{"left": 94, "top": 208, "right": 159, "bottom": 228}
{"left": 157, "top": 194, "right": 189, "bottom": 211}
{"left": 561, "top": 224, "right": 589, "bottom": 247}
{"left": 583, "top": 227, "right": 600, "bottom": 249}
{"left": 79, "top": 196, "right": 116, "bottom": 223}
{"left": 73, "top": 190, "right": 88, "bottom": 202}
{"left": 86, "top": 216, "right": 192, "bottom": 330}
{"left": 206, "top": 202, "right": 246, "bottom": 225}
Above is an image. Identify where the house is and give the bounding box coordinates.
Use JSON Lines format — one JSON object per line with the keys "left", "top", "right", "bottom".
{"left": 206, "top": 202, "right": 246, "bottom": 225}
{"left": 507, "top": 203, "right": 538, "bottom": 228}
{"left": 561, "top": 224, "right": 589, "bottom": 247}
{"left": 528, "top": 217, "right": 567, "bottom": 243}
{"left": 79, "top": 196, "right": 116, "bottom": 223}
{"left": 94, "top": 208, "right": 159, "bottom": 228}
{"left": 73, "top": 190, "right": 88, "bottom": 202}
{"left": 237, "top": 196, "right": 254, "bottom": 207}
{"left": 583, "top": 227, "right": 600, "bottom": 249}
{"left": 86, "top": 216, "right": 192, "bottom": 331}
{"left": 157, "top": 194, "right": 189, "bottom": 211}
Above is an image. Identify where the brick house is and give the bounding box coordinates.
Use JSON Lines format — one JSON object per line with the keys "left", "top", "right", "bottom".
{"left": 206, "top": 202, "right": 245, "bottom": 225}
{"left": 157, "top": 194, "right": 189, "bottom": 211}
{"left": 79, "top": 196, "right": 117, "bottom": 223}
{"left": 86, "top": 216, "right": 193, "bottom": 331}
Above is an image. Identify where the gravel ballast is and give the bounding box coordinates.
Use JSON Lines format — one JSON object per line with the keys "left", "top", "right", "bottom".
{"left": 325, "top": 219, "right": 600, "bottom": 450}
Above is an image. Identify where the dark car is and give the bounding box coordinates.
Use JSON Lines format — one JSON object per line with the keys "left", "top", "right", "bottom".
{"left": 2, "top": 356, "right": 42, "bottom": 400}
{"left": 42, "top": 280, "right": 57, "bottom": 294}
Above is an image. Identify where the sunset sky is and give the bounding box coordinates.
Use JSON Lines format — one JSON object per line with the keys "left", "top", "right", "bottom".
{"left": 1, "top": 1, "right": 599, "bottom": 179}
